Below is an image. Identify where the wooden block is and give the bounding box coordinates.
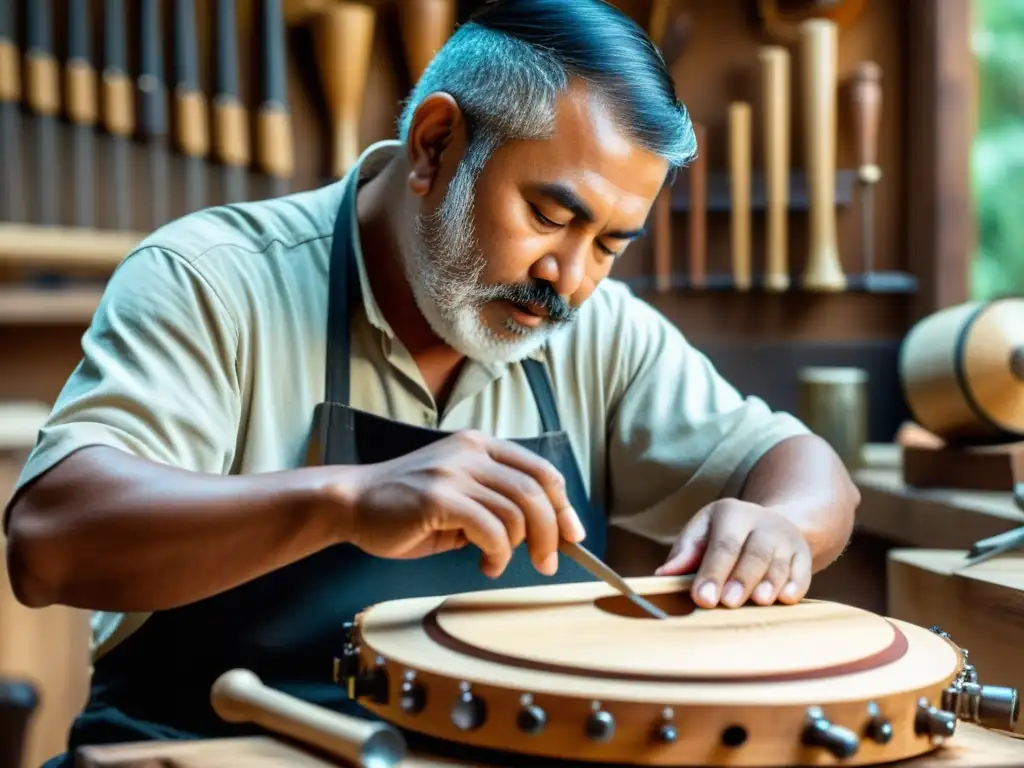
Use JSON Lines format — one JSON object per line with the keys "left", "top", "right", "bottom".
{"left": 902, "top": 443, "right": 1024, "bottom": 492}
{"left": 887, "top": 549, "right": 1024, "bottom": 735}
{"left": 74, "top": 726, "right": 1024, "bottom": 767}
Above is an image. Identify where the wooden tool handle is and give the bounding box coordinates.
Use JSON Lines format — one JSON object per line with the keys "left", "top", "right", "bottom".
{"left": 172, "top": 0, "right": 210, "bottom": 157}
{"left": 0, "top": 0, "right": 18, "bottom": 102}
{"left": 211, "top": 669, "right": 406, "bottom": 768}
{"left": 798, "top": 18, "right": 846, "bottom": 291}
{"left": 850, "top": 60, "right": 882, "bottom": 184}
{"left": 688, "top": 122, "right": 707, "bottom": 290}
{"left": 257, "top": 0, "right": 295, "bottom": 178}
{"left": 315, "top": 1, "right": 376, "bottom": 178}
{"left": 402, "top": 0, "right": 454, "bottom": 85}
{"left": 101, "top": 0, "right": 134, "bottom": 136}
{"left": 65, "top": 0, "right": 98, "bottom": 125}
{"left": 729, "top": 102, "right": 752, "bottom": 292}
{"left": 25, "top": 0, "right": 59, "bottom": 116}
{"left": 213, "top": 0, "right": 250, "bottom": 166}
{"left": 760, "top": 46, "right": 790, "bottom": 292}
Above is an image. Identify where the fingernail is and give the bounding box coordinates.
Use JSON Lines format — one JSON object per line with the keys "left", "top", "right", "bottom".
{"left": 568, "top": 512, "right": 586, "bottom": 541}
{"left": 697, "top": 581, "right": 718, "bottom": 605}
{"left": 754, "top": 581, "right": 774, "bottom": 603}
{"left": 540, "top": 552, "right": 559, "bottom": 575}
{"left": 722, "top": 580, "right": 743, "bottom": 607}
{"left": 782, "top": 581, "right": 799, "bottom": 599}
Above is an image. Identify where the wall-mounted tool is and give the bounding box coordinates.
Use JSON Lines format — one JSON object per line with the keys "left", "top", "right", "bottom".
{"left": 0, "top": 0, "right": 22, "bottom": 222}
{"left": 257, "top": 0, "right": 295, "bottom": 196}
{"left": 759, "top": 45, "right": 790, "bottom": 292}
{"left": 66, "top": 0, "right": 98, "bottom": 229}
{"left": 25, "top": 0, "right": 61, "bottom": 226}
{"left": 401, "top": 0, "right": 455, "bottom": 86}
{"left": 313, "top": 1, "right": 376, "bottom": 179}
{"left": 798, "top": 18, "right": 845, "bottom": 292}
{"left": 729, "top": 101, "right": 752, "bottom": 292}
{"left": 138, "top": 0, "right": 170, "bottom": 228}
{"left": 850, "top": 60, "right": 882, "bottom": 288}
{"left": 173, "top": 0, "right": 211, "bottom": 212}
{"left": 213, "top": 0, "right": 250, "bottom": 203}
{"left": 102, "top": 0, "right": 134, "bottom": 229}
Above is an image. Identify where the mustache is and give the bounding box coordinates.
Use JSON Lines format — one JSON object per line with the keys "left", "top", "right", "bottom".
{"left": 483, "top": 281, "right": 577, "bottom": 323}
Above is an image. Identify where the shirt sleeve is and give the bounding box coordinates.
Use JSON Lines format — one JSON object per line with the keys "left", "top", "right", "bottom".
{"left": 4, "top": 246, "right": 242, "bottom": 528}
{"left": 604, "top": 288, "right": 811, "bottom": 544}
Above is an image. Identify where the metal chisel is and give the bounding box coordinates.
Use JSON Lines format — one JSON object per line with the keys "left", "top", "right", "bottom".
{"left": 559, "top": 541, "right": 669, "bottom": 619}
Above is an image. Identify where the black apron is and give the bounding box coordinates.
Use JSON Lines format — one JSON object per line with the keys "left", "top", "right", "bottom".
{"left": 47, "top": 174, "right": 606, "bottom": 765}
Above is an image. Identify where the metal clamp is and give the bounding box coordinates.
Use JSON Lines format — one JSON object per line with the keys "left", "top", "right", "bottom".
{"left": 929, "top": 627, "right": 1020, "bottom": 732}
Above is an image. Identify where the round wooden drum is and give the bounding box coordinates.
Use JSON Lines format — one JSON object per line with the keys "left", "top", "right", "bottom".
{"left": 899, "top": 298, "right": 1024, "bottom": 443}
{"left": 344, "top": 577, "right": 1018, "bottom": 766}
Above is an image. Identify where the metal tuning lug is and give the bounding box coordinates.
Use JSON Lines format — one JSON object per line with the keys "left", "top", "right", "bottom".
{"left": 333, "top": 623, "right": 387, "bottom": 703}
{"left": 451, "top": 682, "right": 486, "bottom": 731}
{"left": 915, "top": 698, "right": 957, "bottom": 741}
{"left": 802, "top": 707, "right": 860, "bottom": 759}
{"left": 654, "top": 708, "right": 678, "bottom": 744}
{"left": 863, "top": 701, "right": 893, "bottom": 745}
{"left": 929, "top": 625, "right": 952, "bottom": 641}
{"left": 399, "top": 671, "right": 426, "bottom": 715}
{"left": 585, "top": 702, "right": 616, "bottom": 743}
{"left": 515, "top": 694, "right": 547, "bottom": 736}
{"left": 940, "top": 647, "right": 1021, "bottom": 732}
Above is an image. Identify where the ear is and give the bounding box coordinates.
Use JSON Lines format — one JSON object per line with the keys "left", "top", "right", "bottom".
{"left": 405, "top": 92, "right": 467, "bottom": 197}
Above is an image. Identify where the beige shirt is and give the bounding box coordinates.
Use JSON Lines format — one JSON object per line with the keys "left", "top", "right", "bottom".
{"left": 9, "top": 141, "right": 809, "bottom": 656}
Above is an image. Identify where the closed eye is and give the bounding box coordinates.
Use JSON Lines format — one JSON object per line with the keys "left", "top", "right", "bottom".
{"left": 530, "top": 204, "right": 561, "bottom": 228}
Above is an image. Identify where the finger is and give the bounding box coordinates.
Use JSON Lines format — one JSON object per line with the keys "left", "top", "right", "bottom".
{"left": 750, "top": 545, "right": 795, "bottom": 606}
{"left": 482, "top": 436, "right": 584, "bottom": 539}
{"left": 466, "top": 484, "right": 527, "bottom": 549}
{"left": 655, "top": 509, "right": 710, "bottom": 576}
{"left": 691, "top": 508, "right": 754, "bottom": 608}
{"left": 721, "top": 530, "right": 789, "bottom": 608}
{"left": 477, "top": 462, "right": 561, "bottom": 576}
{"left": 778, "top": 547, "right": 812, "bottom": 604}
{"left": 431, "top": 491, "right": 513, "bottom": 579}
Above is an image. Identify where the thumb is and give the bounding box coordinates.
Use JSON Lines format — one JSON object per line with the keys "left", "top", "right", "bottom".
{"left": 655, "top": 510, "right": 710, "bottom": 576}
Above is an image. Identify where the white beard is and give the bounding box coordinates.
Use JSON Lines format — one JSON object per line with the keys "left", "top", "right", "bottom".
{"left": 403, "top": 163, "right": 568, "bottom": 366}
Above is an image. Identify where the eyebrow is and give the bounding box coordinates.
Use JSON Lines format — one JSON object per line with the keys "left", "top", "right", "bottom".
{"left": 533, "top": 182, "right": 647, "bottom": 240}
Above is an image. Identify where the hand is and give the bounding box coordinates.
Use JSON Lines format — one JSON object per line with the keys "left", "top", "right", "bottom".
{"left": 338, "top": 430, "right": 586, "bottom": 579}
{"left": 655, "top": 500, "right": 812, "bottom": 609}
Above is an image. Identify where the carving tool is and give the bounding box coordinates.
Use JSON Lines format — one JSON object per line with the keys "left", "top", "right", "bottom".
{"left": 401, "top": 0, "right": 454, "bottom": 85}
{"left": 25, "top": 0, "right": 60, "bottom": 227}
{"left": 688, "top": 122, "right": 707, "bottom": 290}
{"left": 314, "top": 1, "right": 376, "bottom": 179}
{"left": 138, "top": 0, "right": 170, "bottom": 227}
{"left": 102, "top": 0, "right": 134, "bottom": 229}
{"left": 729, "top": 101, "right": 752, "bottom": 291}
{"left": 213, "top": 0, "right": 250, "bottom": 203}
{"left": 850, "top": 60, "right": 882, "bottom": 287}
{"left": 965, "top": 485, "right": 1024, "bottom": 566}
{"left": 760, "top": 45, "right": 790, "bottom": 291}
{"left": 798, "top": 18, "right": 846, "bottom": 292}
{"left": 257, "top": 0, "right": 295, "bottom": 196}
{"left": 559, "top": 541, "right": 669, "bottom": 619}
{"left": 66, "top": 0, "right": 98, "bottom": 228}
{"left": 0, "top": 0, "right": 22, "bottom": 221}
{"left": 173, "top": 0, "right": 210, "bottom": 212}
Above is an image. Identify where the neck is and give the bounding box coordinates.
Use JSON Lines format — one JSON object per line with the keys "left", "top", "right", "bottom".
{"left": 354, "top": 154, "right": 468, "bottom": 402}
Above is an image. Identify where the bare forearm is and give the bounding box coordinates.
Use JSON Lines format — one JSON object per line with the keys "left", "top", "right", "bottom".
{"left": 738, "top": 434, "right": 859, "bottom": 571}
{"left": 5, "top": 447, "right": 354, "bottom": 612}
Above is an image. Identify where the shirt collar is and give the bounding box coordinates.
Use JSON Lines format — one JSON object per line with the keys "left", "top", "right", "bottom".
{"left": 337, "top": 139, "right": 548, "bottom": 366}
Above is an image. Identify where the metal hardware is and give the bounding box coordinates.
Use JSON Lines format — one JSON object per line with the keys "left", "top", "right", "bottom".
{"left": 332, "top": 622, "right": 389, "bottom": 704}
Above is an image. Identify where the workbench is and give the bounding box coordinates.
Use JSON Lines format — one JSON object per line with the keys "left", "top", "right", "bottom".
{"left": 71, "top": 725, "right": 1024, "bottom": 767}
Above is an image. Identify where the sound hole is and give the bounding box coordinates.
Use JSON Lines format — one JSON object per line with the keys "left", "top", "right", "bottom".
{"left": 593, "top": 591, "right": 697, "bottom": 619}
{"left": 721, "top": 725, "right": 748, "bottom": 748}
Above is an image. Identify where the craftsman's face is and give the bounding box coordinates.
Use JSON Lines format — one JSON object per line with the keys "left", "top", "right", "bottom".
{"left": 404, "top": 81, "right": 668, "bottom": 364}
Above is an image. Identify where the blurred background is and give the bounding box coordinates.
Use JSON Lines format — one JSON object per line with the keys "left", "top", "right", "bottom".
{"left": 0, "top": 1, "right": 1020, "bottom": 767}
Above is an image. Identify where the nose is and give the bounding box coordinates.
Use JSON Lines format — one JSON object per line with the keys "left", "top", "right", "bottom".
{"left": 529, "top": 238, "right": 587, "bottom": 299}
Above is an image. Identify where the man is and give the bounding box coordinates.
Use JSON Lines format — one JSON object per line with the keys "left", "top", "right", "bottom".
{"left": 5, "top": 0, "right": 858, "bottom": 763}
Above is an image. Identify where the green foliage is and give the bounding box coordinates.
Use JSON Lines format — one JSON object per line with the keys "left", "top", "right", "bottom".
{"left": 972, "top": 0, "right": 1024, "bottom": 299}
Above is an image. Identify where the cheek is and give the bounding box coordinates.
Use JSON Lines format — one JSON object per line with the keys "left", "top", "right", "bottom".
{"left": 475, "top": 208, "right": 550, "bottom": 277}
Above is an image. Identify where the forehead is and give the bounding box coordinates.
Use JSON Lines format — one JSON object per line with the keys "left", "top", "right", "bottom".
{"left": 483, "top": 81, "right": 669, "bottom": 215}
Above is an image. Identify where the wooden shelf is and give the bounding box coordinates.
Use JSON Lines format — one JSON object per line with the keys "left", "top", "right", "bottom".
{"left": 0, "top": 286, "right": 103, "bottom": 324}
{"left": 0, "top": 224, "right": 144, "bottom": 270}
{"left": 671, "top": 169, "right": 857, "bottom": 212}
{"left": 626, "top": 270, "right": 918, "bottom": 295}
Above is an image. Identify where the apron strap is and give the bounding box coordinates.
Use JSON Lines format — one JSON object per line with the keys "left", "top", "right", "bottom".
{"left": 521, "top": 358, "right": 562, "bottom": 433}
{"left": 324, "top": 177, "right": 361, "bottom": 406}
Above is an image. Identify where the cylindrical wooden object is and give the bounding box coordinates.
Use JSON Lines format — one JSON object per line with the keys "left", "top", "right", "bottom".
{"left": 401, "top": 0, "right": 454, "bottom": 85}
{"left": 899, "top": 299, "right": 1024, "bottom": 444}
{"left": 688, "top": 122, "right": 707, "bottom": 289}
{"left": 211, "top": 669, "right": 406, "bottom": 768}
{"left": 760, "top": 45, "right": 790, "bottom": 292}
{"left": 728, "top": 102, "right": 751, "bottom": 291}
{"left": 314, "top": 1, "right": 376, "bottom": 178}
{"left": 797, "top": 367, "right": 869, "bottom": 468}
{"left": 798, "top": 19, "right": 845, "bottom": 292}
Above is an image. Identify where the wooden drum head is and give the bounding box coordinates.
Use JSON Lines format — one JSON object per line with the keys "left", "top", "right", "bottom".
{"left": 351, "top": 577, "right": 967, "bottom": 766}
